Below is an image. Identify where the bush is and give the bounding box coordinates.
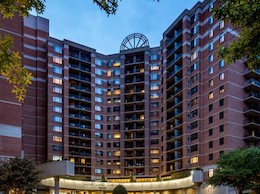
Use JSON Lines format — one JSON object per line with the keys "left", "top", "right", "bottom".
{"left": 112, "top": 185, "right": 128, "bottom": 194}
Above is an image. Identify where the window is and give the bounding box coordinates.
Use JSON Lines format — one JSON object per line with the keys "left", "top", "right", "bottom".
{"left": 190, "top": 86, "right": 198, "bottom": 95}
{"left": 95, "top": 87, "right": 103, "bottom": 95}
{"left": 95, "top": 124, "right": 103, "bottom": 130}
{"left": 151, "top": 83, "right": 159, "bottom": 90}
{"left": 53, "top": 116, "right": 62, "bottom": 123}
{"left": 219, "top": 85, "right": 224, "bottom": 93}
{"left": 113, "top": 62, "right": 120, "bottom": 67}
{"left": 53, "top": 56, "right": 62, "bottom": 64}
{"left": 219, "top": 73, "right": 225, "bottom": 80}
{"left": 95, "top": 97, "right": 103, "bottom": 103}
{"left": 150, "top": 63, "right": 159, "bottom": 70}
{"left": 95, "top": 105, "right": 102, "bottom": 111}
{"left": 191, "top": 24, "right": 199, "bottom": 36}
{"left": 151, "top": 92, "right": 159, "bottom": 99}
{"left": 208, "top": 1, "right": 213, "bottom": 11}
{"left": 209, "top": 55, "right": 214, "bottom": 62}
{"left": 190, "top": 121, "right": 198, "bottom": 129}
{"left": 209, "top": 41, "right": 213, "bottom": 51}
{"left": 209, "top": 169, "right": 214, "bottom": 177}
{"left": 191, "top": 97, "right": 198, "bottom": 106}
{"left": 191, "top": 50, "right": 198, "bottom": 61}
{"left": 208, "top": 15, "right": 213, "bottom": 25}
{"left": 219, "top": 124, "right": 224, "bottom": 132}
{"left": 209, "top": 153, "right": 213, "bottom": 160}
{"left": 95, "top": 142, "right": 103, "bottom": 147}
{"left": 219, "top": 60, "right": 224, "bottom": 68}
{"left": 95, "top": 68, "right": 103, "bottom": 76}
{"left": 209, "top": 116, "right": 213, "bottom": 124}
{"left": 53, "top": 86, "right": 62, "bottom": 94}
{"left": 53, "top": 135, "right": 62, "bottom": 142}
{"left": 209, "top": 79, "right": 214, "bottom": 87}
{"left": 53, "top": 45, "right": 62, "bottom": 54}
{"left": 219, "top": 111, "right": 224, "bottom": 119}
{"left": 219, "top": 33, "right": 224, "bottom": 43}
{"left": 53, "top": 77, "right": 62, "bottom": 85}
{"left": 209, "top": 104, "right": 213, "bottom": 112}
{"left": 150, "top": 149, "right": 159, "bottom": 154}
{"left": 95, "top": 78, "right": 103, "bottom": 85}
{"left": 53, "top": 106, "right": 62, "bottom": 113}
{"left": 191, "top": 12, "right": 199, "bottom": 24}
{"left": 95, "top": 132, "right": 103, "bottom": 138}
{"left": 151, "top": 130, "right": 159, "bottom": 135}
{"left": 53, "top": 126, "right": 62, "bottom": 132}
{"left": 113, "top": 79, "right": 120, "bottom": 85}
{"left": 190, "top": 62, "right": 198, "bottom": 72}
{"left": 151, "top": 102, "right": 159, "bottom": 108}
{"left": 150, "top": 73, "right": 159, "bottom": 80}
{"left": 53, "top": 145, "right": 62, "bottom": 151}
{"left": 53, "top": 155, "right": 62, "bottom": 161}
{"left": 208, "top": 67, "right": 213, "bottom": 74}
{"left": 219, "top": 20, "right": 224, "bottom": 29}
{"left": 190, "top": 109, "right": 198, "bottom": 118}
{"left": 52, "top": 66, "right": 62, "bottom": 74}
{"left": 209, "top": 141, "right": 213, "bottom": 148}
{"left": 95, "top": 115, "right": 103, "bottom": 121}
{"left": 150, "top": 158, "right": 159, "bottom": 163}
{"left": 95, "top": 58, "right": 102, "bottom": 66}
{"left": 208, "top": 92, "right": 214, "bottom": 99}
{"left": 53, "top": 96, "right": 62, "bottom": 103}
{"left": 219, "top": 137, "right": 224, "bottom": 145}
{"left": 151, "top": 121, "right": 159, "bottom": 126}
{"left": 113, "top": 68, "right": 120, "bottom": 76}
{"left": 190, "top": 133, "right": 198, "bottom": 141}
{"left": 95, "top": 169, "right": 103, "bottom": 174}
{"left": 191, "top": 37, "right": 199, "bottom": 48}
{"left": 209, "top": 28, "right": 214, "bottom": 38}
{"left": 209, "top": 128, "right": 213, "bottom": 136}
{"left": 151, "top": 54, "right": 158, "bottom": 60}
{"left": 191, "top": 156, "right": 198, "bottom": 164}
{"left": 190, "top": 74, "right": 198, "bottom": 84}
{"left": 219, "top": 98, "right": 224, "bottom": 106}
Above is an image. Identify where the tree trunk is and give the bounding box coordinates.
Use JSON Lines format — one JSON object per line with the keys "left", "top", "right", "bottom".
{"left": 237, "top": 189, "right": 243, "bottom": 194}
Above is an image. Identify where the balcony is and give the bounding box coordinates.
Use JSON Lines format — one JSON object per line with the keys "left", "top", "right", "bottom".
{"left": 167, "top": 42, "right": 182, "bottom": 57}
{"left": 166, "top": 29, "right": 182, "bottom": 47}
{"left": 244, "top": 119, "right": 260, "bottom": 130}
{"left": 167, "top": 65, "right": 182, "bottom": 79}
{"left": 69, "top": 94, "right": 91, "bottom": 102}
{"left": 69, "top": 52, "right": 91, "bottom": 63}
{"left": 244, "top": 106, "right": 260, "bottom": 117}
{"left": 167, "top": 53, "right": 182, "bottom": 68}
{"left": 244, "top": 92, "right": 260, "bottom": 104}
{"left": 244, "top": 79, "right": 260, "bottom": 90}
{"left": 244, "top": 68, "right": 260, "bottom": 79}
{"left": 69, "top": 74, "right": 91, "bottom": 83}
{"left": 244, "top": 131, "right": 260, "bottom": 141}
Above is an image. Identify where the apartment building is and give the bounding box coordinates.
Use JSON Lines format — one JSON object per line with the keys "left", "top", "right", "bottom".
{"left": 0, "top": 0, "right": 259, "bottom": 193}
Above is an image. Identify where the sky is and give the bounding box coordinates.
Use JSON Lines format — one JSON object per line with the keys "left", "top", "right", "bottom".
{"left": 34, "top": 0, "right": 200, "bottom": 55}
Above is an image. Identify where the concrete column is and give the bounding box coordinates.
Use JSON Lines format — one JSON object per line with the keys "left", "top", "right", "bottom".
{"left": 54, "top": 176, "right": 59, "bottom": 194}
{"left": 182, "top": 188, "right": 186, "bottom": 194}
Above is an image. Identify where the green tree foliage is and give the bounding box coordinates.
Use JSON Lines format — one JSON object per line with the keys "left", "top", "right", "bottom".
{"left": 208, "top": 147, "right": 260, "bottom": 194}
{"left": 112, "top": 185, "right": 128, "bottom": 194}
{"left": 0, "top": 157, "right": 41, "bottom": 194}
{"left": 214, "top": 0, "right": 260, "bottom": 69}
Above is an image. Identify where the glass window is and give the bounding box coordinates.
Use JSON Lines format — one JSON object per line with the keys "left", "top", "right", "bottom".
{"left": 53, "top": 77, "right": 62, "bottom": 85}
{"left": 209, "top": 28, "right": 214, "bottom": 38}
{"left": 191, "top": 12, "right": 199, "bottom": 24}
{"left": 190, "top": 62, "right": 198, "bottom": 72}
{"left": 191, "top": 37, "right": 199, "bottom": 48}
{"left": 190, "top": 86, "right": 198, "bottom": 95}
{"left": 113, "top": 79, "right": 120, "bottom": 85}
{"left": 219, "top": 124, "right": 224, "bottom": 132}
{"left": 52, "top": 155, "right": 62, "bottom": 161}
{"left": 219, "top": 111, "right": 224, "bottom": 119}
{"left": 151, "top": 83, "right": 159, "bottom": 90}
{"left": 209, "top": 128, "right": 213, "bottom": 136}
{"left": 150, "top": 73, "right": 159, "bottom": 80}
{"left": 95, "top": 105, "right": 102, "bottom": 111}
{"left": 95, "top": 87, "right": 103, "bottom": 95}
{"left": 208, "top": 67, "right": 213, "bottom": 74}
{"left": 209, "top": 141, "right": 213, "bottom": 148}
{"left": 219, "top": 85, "right": 224, "bottom": 93}
{"left": 209, "top": 116, "right": 213, "bottom": 124}
{"left": 190, "top": 121, "right": 198, "bottom": 129}
{"left": 151, "top": 121, "right": 159, "bottom": 126}
{"left": 219, "top": 60, "right": 224, "bottom": 68}
{"left": 151, "top": 102, "right": 159, "bottom": 108}
{"left": 220, "top": 33, "right": 225, "bottom": 43}
{"left": 53, "top": 145, "right": 62, "bottom": 151}
{"left": 113, "top": 62, "right": 120, "bottom": 67}
{"left": 150, "top": 158, "right": 159, "bottom": 163}
{"left": 150, "top": 63, "right": 159, "bottom": 71}
{"left": 219, "top": 98, "right": 224, "bottom": 106}
{"left": 208, "top": 1, "right": 213, "bottom": 11}
{"left": 53, "top": 56, "right": 62, "bottom": 64}
{"left": 95, "top": 78, "right": 103, "bottom": 85}
{"left": 209, "top": 55, "right": 214, "bottom": 62}
{"left": 219, "top": 20, "right": 224, "bottom": 29}
{"left": 219, "top": 72, "right": 225, "bottom": 80}
{"left": 191, "top": 157, "right": 198, "bottom": 164}
{"left": 113, "top": 68, "right": 120, "bottom": 76}
{"left": 53, "top": 106, "right": 62, "bottom": 113}
{"left": 209, "top": 104, "right": 213, "bottom": 112}
{"left": 53, "top": 96, "right": 62, "bottom": 103}
{"left": 208, "top": 15, "right": 213, "bottom": 25}
{"left": 191, "top": 50, "right": 198, "bottom": 61}
{"left": 209, "top": 153, "right": 213, "bottom": 160}
{"left": 209, "top": 41, "right": 213, "bottom": 51}
{"left": 151, "top": 54, "right": 158, "bottom": 60}
{"left": 52, "top": 66, "right": 62, "bottom": 74}
{"left": 209, "top": 169, "right": 214, "bottom": 177}
{"left": 95, "top": 123, "right": 103, "bottom": 130}
{"left": 191, "top": 24, "right": 199, "bottom": 36}
{"left": 53, "top": 135, "right": 62, "bottom": 142}
{"left": 191, "top": 97, "right": 198, "bottom": 106}
{"left": 53, "top": 86, "right": 62, "bottom": 94}
{"left": 52, "top": 45, "right": 62, "bottom": 54}
{"left": 209, "top": 79, "right": 214, "bottom": 87}
{"left": 95, "top": 115, "right": 103, "bottom": 121}
{"left": 53, "top": 116, "right": 62, "bottom": 123}
{"left": 219, "top": 137, "right": 224, "bottom": 145}
{"left": 95, "top": 58, "right": 102, "bottom": 66}
{"left": 95, "top": 68, "right": 103, "bottom": 76}
{"left": 208, "top": 92, "right": 214, "bottom": 99}
{"left": 151, "top": 92, "right": 159, "bottom": 99}
{"left": 53, "top": 126, "right": 62, "bottom": 132}
{"left": 95, "top": 97, "right": 103, "bottom": 103}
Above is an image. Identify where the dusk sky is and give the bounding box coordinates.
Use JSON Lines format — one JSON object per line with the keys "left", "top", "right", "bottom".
{"left": 34, "top": 0, "right": 200, "bottom": 54}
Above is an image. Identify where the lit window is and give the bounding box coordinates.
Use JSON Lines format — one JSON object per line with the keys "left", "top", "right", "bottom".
{"left": 150, "top": 158, "right": 159, "bottom": 163}
{"left": 209, "top": 169, "right": 214, "bottom": 177}
{"left": 52, "top": 45, "right": 62, "bottom": 54}
{"left": 208, "top": 67, "right": 213, "bottom": 74}
{"left": 53, "top": 56, "right": 62, "bottom": 64}
{"left": 52, "top": 66, "right": 62, "bottom": 74}
{"left": 219, "top": 60, "right": 225, "bottom": 68}
{"left": 52, "top": 155, "right": 62, "bottom": 161}
{"left": 53, "top": 106, "right": 62, "bottom": 113}
{"left": 209, "top": 55, "right": 214, "bottom": 62}
{"left": 53, "top": 116, "right": 62, "bottom": 123}
{"left": 114, "top": 151, "right": 121, "bottom": 156}
{"left": 113, "top": 133, "right": 121, "bottom": 138}
{"left": 151, "top": 92, "right": 159, "bottom": 99}
{"left": 150, "top": 63, "right": 159, "bottom": 71}
{"left": 95, "top": 123, "right": 103, "bottom": 130}
{"left": 95, "top": 115, "right": 103, "bottom": 121}
{"left": 219, "top": 20, "right": 224, "bottom": 29}
{"left": 113, "top": 62, "right": 120, "bottom": 67}
{"left": 95, "top": 169, "right": 103, "bottom": 174}
{"left": 107, "top": 70, "right": 112, "bottom": 77}
{"left": 219, "top": 73, "right": 225, "bottom": 80}
{"left": 53, "top": 126, "right": 62, "bottom": 132}
{"left": 150, "top": 73, "right": 159, "bottom": 80}
{"left": 219, "top": 33, "right": 225, "bottom": 43}
{"left": 209, "top": 92, "right": 214, "bottom": 99}
{"left": 70, "top": 158, "right": 75, "bottom": 163}
{"left": 95, "top": 78, "right": 103, "bottom": 85}
{"left": 95, "top": 97, "right": 103, "bottom": 103}
{"left": 219, "top": 85, "right": 224, "bottom": 93}
{"left": 209, "top": 79, "right": 214, "bottom": 87}
{"left": 191, "top": 97, "right": 198, "bottom": 106}
{"left": 209, "top": 41, "right": 213, "bottom": 51}
{"left": 53, "top": 135, "right": 62, "bottom": 142}
{"left": 209, "top": 28, "right": 213, "bottom": 38}
{"left": 151, "top": 83, "right": 159, "bottom": 90}
{"left": 191, "top": 157, "right": 199, "bottom": 164}
{"left": 53, "top": 77, "right": 62, "bottom": 85}
{"left": 95, "top": 105, "right": 102, "bottom": 111}
{"left": 112, "top": 169, "right": 121, "bottom": 174}
{"left": 191, "top": 50, "right": 198, "bottom": 61}
{"left": 150, "top": 149, "right": 159, "bottom": 154}
{"left": 53, "top": 96, "right": 62, "bottom": 103}
{"left": 53, "top": 86, "right": 62, "bottom": 94}
{"left": 114, "top": 115, "right": 120, "bottom": 121}
{"left": 113, "top": 89, "right": 120, "bottom": 95}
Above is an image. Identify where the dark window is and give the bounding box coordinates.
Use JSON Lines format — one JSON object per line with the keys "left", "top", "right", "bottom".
{"left": 209, "top": 128, "right": 213, "bottom": 136}
{"left": 151, "top": 130, "right": 159, "bottom": 135}
{"left": 53, "top": 145, "right": 62, "bottom": 151}
{"left": 190, "top": 86, "right": 198, "bottom": 95}
{"left": 219, "top": 137, "right": 224, "bottom": 145}
{"left": 209, "top": 104, "right": 213, "bottom": 112}
{"left": 219, "top": 111, "right": 224, "bottom": 119}
{"left": 113, "top": 142, "right": 120, "bottom": 147}
{"left": 209, "top": 116, "right": 213, "bottom": 124}
{"left": 209, "top": 141, "right": 213, "bottom": 148}
{"left": 107, "top": 125, "right": 111, "bottom": 130}
{"left": 219, "top": 124, "right": 224, "bottom": 132}
{"left": 150, "top": 139, "right": 159, "bottom": 145}
{"left": 190, "top": 121, "right": 198, "bottom": 129}
{"left": 191, "top": 133, "right": 198, "bottom": 141}
{"left": 107, "top": 143, "right": 111, "bottom": 147}
{"left": 219, "top": 98, "right": 224, "bottom": 106}
{"left": 191, "top": 144, "right": 198, "bottom": 152}
{"left": 219, "top": 150, "right": 224, "bottom": 156}
{"left": 190, "top": 109, "right": 198, "bottom": 118}
{"left": 113, "top": 106, "right": 120, "bottom": 112}
{"left": 209, "top": 153, "right": 213, "bottom": 160}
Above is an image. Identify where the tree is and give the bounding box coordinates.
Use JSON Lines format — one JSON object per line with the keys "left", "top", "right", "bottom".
{"left": 0, "top": 0, "right": 159, "bottom": 101}
{"left": 208, "top": 147, "right": 260, "bottom": 194}
{"left": 213, "top": 0, "right": 260, "bottom": 69}
{"left": 112, "top": 185, "right": 128, "bottom": 194}
{"left": 0, "top": 157, "right": 41, "bottom": 194}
